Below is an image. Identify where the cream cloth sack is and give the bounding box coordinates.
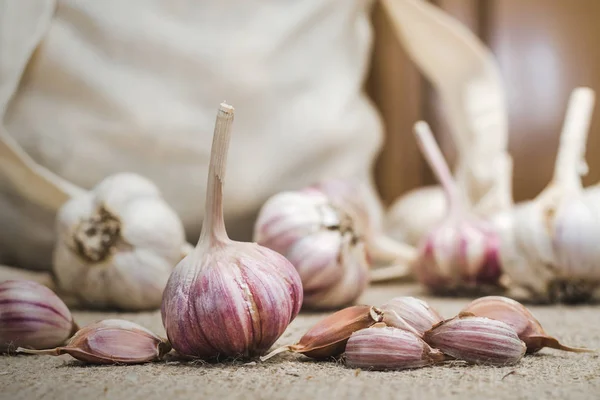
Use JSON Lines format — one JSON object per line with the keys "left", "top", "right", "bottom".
{"left": 0, "top": 0, "right": 383, "bottom": 270}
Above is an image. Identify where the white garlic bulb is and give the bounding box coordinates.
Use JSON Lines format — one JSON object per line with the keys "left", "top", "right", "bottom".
{"left": 495, "top": 87, "right": 600, "bottom": 303}
{"left": 254, "top": 187, "right": 368, "bottom": 309}
{"left": 54, "top": 173, "right": 190, "bottom": 310}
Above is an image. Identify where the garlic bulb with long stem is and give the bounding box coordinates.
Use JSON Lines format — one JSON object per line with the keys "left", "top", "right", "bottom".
{"left": 495, "top": 87, "right": 599, "bottom": 303}
{"left": 381, "top": 122, "right": 502, "bottom": 293}
{"left": 161, "top": 103, "right": 303, "bottom": 360}
{"left": 53, "top": 173, "right": 192, "bottom": 311}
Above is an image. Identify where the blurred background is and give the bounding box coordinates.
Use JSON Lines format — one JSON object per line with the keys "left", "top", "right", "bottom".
{"left": 371, "top": 0, "right": 600, "bottom": 204}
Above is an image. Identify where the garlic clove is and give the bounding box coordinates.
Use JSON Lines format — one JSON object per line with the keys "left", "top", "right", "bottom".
{"left": 423, "top": 314, "right": 526, "bottom": 365}
{"left": 53, "top": 173, "right": 189, "bottom": 311}
{"left": 461, "top": 296, "right": 594, "bottom": 353}
{"left": 345, "top": 325, "right": 445, "bottom": 370}
{"left": 161, "top": 103, "right": 303, "bottom": 360}
{"left": 1, "top": 280, "right": 77, "bottom": 353}
{"left": 261, "top": 305, "right": 383, "bottom": 361}
{"left": 18, "top": 319, "right": 170, "bottom": 364}
{"left": 380, "top": 296, "right": 443, "bottom": 336}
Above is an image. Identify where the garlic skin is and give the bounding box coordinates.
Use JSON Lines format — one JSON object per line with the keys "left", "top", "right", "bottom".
{"left": 254, "top": 188, "right": 368, "bottom": 309}
{"left": 412, "top": 122, "right": 502, "bottom": 293}
{"left": 53, "top": 173, "right": 189, "bottom": 311}
{"left": 18, "top": 319, "right": 170, "bottom": 364}
{"left": 380, "top": 296, "right": 443, "bottom": 336}
{"left": 423, "top": 314, "right": 526, "bottom": 365}
{"left": 0, "top": 280, "right": 77, "bottom": 352}
{"left": 345, "top": 325, "right": 445, "bottom": 370}
{"left": 495, "top": 88, "right": 600, "bottom": 303}
{"left": 162, "top": 103, "right": 303, "bottom": 360}
{"left": 461, "top": 296, "right": 593, "bottom": 353}
{"left": 261, "top": 305, "right": 383, "bottom": 361}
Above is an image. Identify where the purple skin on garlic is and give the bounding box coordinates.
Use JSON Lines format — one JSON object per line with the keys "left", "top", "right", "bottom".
{"left": 161, "top": 244, "right": 302, "bottom": 359}
{"left": 0, "top": 280, "right": 76, "bottom": 352}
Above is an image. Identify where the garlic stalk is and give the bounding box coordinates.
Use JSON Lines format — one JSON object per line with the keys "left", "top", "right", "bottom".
{"left": 161, "top": 103, "right": 303, "bottom": 360}
{"left": 495, "top": 87, "right": 599, "bottom": 303}
{"left": 17, "top": 319, "right": 170, "bottom": 364}
{"left": 0, "top": 280, "right": 77, "bottom": 352}
{"left": 372, "top": 122, "right": 502, "bottom": 292}
{"left": 54, "top": 173, "right": 191, "bottom": 311}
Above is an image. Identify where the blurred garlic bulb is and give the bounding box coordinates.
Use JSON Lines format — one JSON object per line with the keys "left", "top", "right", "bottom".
{"left": 388, "top": 122, "right": 501, "bottom": 293}
{"left": 494, "top": 87, "right": 600, "bottom": 303}
{"left": 254, "top": 187, "right": 369, "bottom": 309}
{"left": 54, "top": 173, "right": 191, "bottom": 310}
{"left": 385, "top": 186, "right": 447, "bottom": 246}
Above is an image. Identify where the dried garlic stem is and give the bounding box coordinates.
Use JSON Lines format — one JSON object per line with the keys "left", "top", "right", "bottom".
{"left": 552, "top": 87, "right": 595, "bottom": 191}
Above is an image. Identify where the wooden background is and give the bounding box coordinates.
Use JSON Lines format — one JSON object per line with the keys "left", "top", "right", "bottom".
{"left": 369, "top": 0, "right": 600, "bottom": 205}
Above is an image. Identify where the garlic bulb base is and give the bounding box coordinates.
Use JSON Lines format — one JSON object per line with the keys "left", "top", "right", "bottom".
{"left": 72, "top": 207, "right": 122, "bottom": 263}
{"left": 547, "top": 280, "right": 599, "bottom": 304}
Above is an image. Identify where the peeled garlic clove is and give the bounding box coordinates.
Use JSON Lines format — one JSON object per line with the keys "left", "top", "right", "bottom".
{"left": 261, "top": 305, "right": 383, "bottom": 361}
{"left": 254, "top": 187, "right": 369, "bottom": 309}
{"left": 380, "top": 296, "right": 443, "bottom": 336}
{"left": 423, "top": 314, "right": 526, "bottom": 365}
{"left": 412, "top": 122, "right": 502, "bottom": 293}
{"left": 0, "top": 280, "right": 77, "bottom": 352}
{"left": 461, "top": 296, "right": 593, "bottom": 353}
{"left": 162, "top": 104, "right": 303, "bottom": 360}
{"left": 53, "top": 172, "right": 189, "bottom": 311}
{"left": 345, "top": 325, "right": 445, "bottom": 370}
{"left": 18, "top": 319, "right": 170, "bottom": 364}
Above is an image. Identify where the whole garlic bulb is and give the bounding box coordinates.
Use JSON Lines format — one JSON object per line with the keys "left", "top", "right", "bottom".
{"left": 495, "top": 87, "right": 600, "bottom": 303}
{"left": 162, "top": 103, "right": 303, "bottom": 360}
{"left": 54, "top": 173, "right": 190, "bottom": 310}
{"left": 410, "top": 122, "right": 502, "bottom": 293}
{"left": 254, "top": 187, "right": 369, "bottom": 309}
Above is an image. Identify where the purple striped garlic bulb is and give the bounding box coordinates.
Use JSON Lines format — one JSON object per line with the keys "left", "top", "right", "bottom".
{"left": 253, "top": 187, "right": 368, "bottom": 309}
{"left": 0, "top": 280, "right": 77, "bottom": 352}
{"left": 411, "top": 122, "right": 502, "bottom": 294}
{"left": 161, "top": 103, "right": 303, "bottom": 360}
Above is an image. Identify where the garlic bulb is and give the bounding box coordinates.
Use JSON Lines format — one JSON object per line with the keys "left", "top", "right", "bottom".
{"left": 254, "top": 187, "right": 369, "bottom": 309}
{"left": 161, "top": 103, "right": 303, "bottom": 360}
{"left": 411, "top": 122, "right": 501, "bottom": 293}
{"left": 18, "top": 319, "right": 170, "bottom": 364}
{"left": 385, "top": 186, "right": 447, "bottom": 246}
{"left": 53, "top": 173, "right": 190, "bottom": 310}
{"left": 1, "top": 280, "right": 77, "bottom": 352}
{"left": 495, "top": 88, "right": 600, "bottom": 303}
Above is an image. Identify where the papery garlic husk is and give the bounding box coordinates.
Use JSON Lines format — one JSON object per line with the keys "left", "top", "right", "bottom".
{"left": 412, "top": 122, "right": 502, "bottom": 294}
{"left": 0, "top": 280, "right": 77, "bottom": 352}
{"left": 17, "top": 319, "right": 170, "bottom": 364}
{"left": 461, "top": 296, "right": 594, "bottom": 353}
{"left": 494, "top": 88, "right": 600, "bottom": 303}
{"left": 254, "top": 187, "right": 369, "bottom": 309}
{"left": 53, "top": 172, "right": 190, "bottom": 311}
{"left": 261, "top": 305, "right": 383, "bottom": 361}
{"left": 423, "top": 314, "right": 526, "bottom": 365}
{"left": 380, "top": 296, "right": 443, "bottom": 336}
{"left": 161, "top": 103, "right": 303, "bottom": 360}
{"left": 345, "top": 324, "right": 445, "bottom": 370}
